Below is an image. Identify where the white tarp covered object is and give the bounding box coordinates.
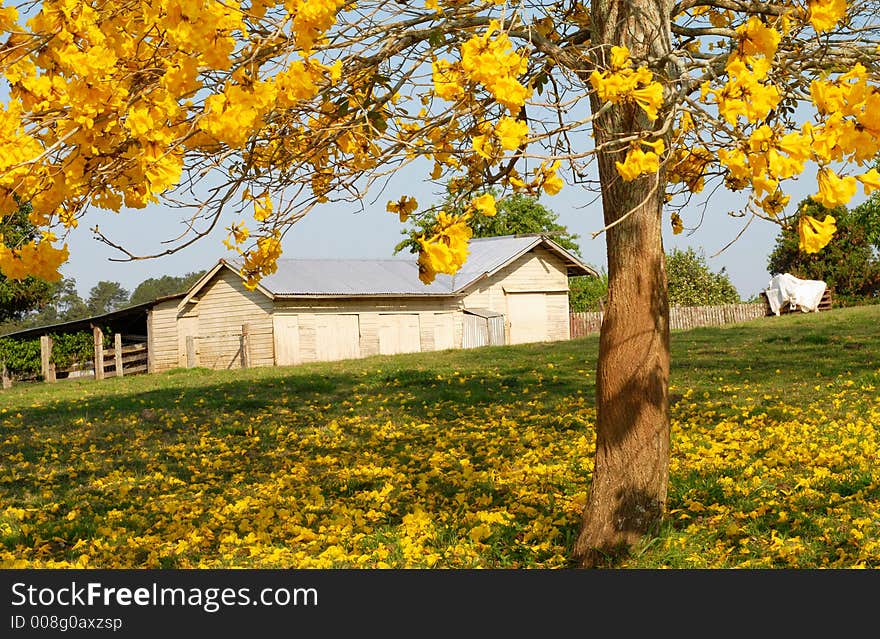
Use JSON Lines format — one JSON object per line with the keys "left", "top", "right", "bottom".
{"left": 764, "top": 273, "right": 827, "bottom": 315}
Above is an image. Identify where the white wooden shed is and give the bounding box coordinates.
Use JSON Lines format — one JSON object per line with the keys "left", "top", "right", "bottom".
{"left": 147, "top": 234, "right": 596, "bottom": 371}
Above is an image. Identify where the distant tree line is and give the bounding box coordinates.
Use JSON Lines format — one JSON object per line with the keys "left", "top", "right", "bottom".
{"left": 569, "top": 248, "right": 741, "bottom": 312}
{"left": 0, "top": 270, "right": 204, "bottom": 335}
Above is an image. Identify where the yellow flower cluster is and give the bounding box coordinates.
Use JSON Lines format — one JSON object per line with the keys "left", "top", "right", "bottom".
{"left": 704, "top": 55, "right": 780, "bottom": 127}
{"left": 472, "top": 117, "right": 529, "bottom": 161}
{"left": 716, "top": 124, "right": 810, "bottom": 215}
{"left": 667, "top": 146, "right": 714, "bottom": 194}
{"left": 459, "top": 21, "right": 530, "bottom": 114}
{"left": 417, "top": 211, "right": 473, "bottom": 284}
{"left": 814, "top": 169, "right": 856, "bottom": 209}
{"left": 809, "top": 0, "right": 847, "bottom": 33}
{"left": 493, "top": 118, "right": 529, "bottom": 150}
{"left": 239, "top": 231, "right": 283, "bottom": 290}
{"left": 200, "top": 82, "right": 279, "bottom": 149}
{"left": 688, "top": 10, "right": 880, "bottom": 244}
{"left": 798, "top": 214, "right": 837, "bottom": 253}
{"left": 589, "top": 46, "right": 664, "bottom": 121}
{"left": 507, "top": 160, "right": 564, "bottom": 196}
{"left": 469, "top": 193, "right": 497, "bottom": 217}
{"left": 287, "top": 0, "right": 346, "bottom": 52}
{"left": 0, "top": 235, "right": 69, "bottom": 281}
{"left": 615, "top": 139, "right": 665, "bottom": 182}
{"left": 0, "top": 0, "right": 349, "bottom": 282}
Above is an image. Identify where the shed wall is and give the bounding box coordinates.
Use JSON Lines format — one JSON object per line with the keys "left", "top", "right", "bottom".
{"left": 273, "top": 297, "right": 462, "bottom": 364}
{"left": 194, "top": 270, "right": 275, "bottom": 369}
{"left": 148, "top": 299, "right": 182, "bottom": 373}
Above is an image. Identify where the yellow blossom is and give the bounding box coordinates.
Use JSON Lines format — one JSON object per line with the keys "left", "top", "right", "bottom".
{"left": 798, "top": 214, "right": 836, "bottom": 253}
{"left": 253, "top": 195, "right": 273, "bottom": 222}
{"left": 417, "top": 211, "right": 472, "bottom": 283}
{"left": 809, "top": 0, "right": 847, "bottom": 33}
{"left": 858, "top": 168, "right": 880, "bottom": 194}
{"left": 0, "top": 234, "right": 68, "bottom": 281}
{"left": 615, "top": 139, "right": 665, "bottom": 181}
{"left": 469, "top": 193, "right": 496, "bottom": 217}
{"left": 814, "top": 168, "right": 857, "bottom": 208}
{"left": 494, "top": 117, "right": 529, "bottom": 151}
{"left": 737, "top": 16, "right": 781, "bottom": 59}
{"left": 387, "top": 196, "right": 418, "bottom": 222}
{"left": 671, "top": 212, "right": 683, "bottom": 234}
{"left": 537, "top": 160, "right": 564, "bottom": 195}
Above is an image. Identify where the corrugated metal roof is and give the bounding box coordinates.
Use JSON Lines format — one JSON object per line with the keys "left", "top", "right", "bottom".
{"left": 259, "top": 258, "right": 455, "bottom": 296}
{"left": 229, "top": 235, "right": 595, "bottom": 297}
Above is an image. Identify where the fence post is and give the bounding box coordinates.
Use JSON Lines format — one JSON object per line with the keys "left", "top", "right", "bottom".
{"left": 1, "top": 361, "right": 10, "bottom": 389}
{"left": 241, "top": 324, "right": 250, "bottom": 368}
{"left": 93, "top": 325, "right": 104, "bottom": 381}
{"left": 40, "top": 335, "right": 56, "bottom": 383}
{"left": 146, "top": 309, "right": 155, "bottom": 374}
{"left": 186, "top": 336, "right": 196, "bottom": 368}
{"left": 115, "top": 333, "right": 123, "bottom": 378}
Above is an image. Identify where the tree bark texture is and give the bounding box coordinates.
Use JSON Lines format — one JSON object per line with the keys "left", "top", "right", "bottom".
{"left": 573, "top": 0, "right": 674, "bottom": 567}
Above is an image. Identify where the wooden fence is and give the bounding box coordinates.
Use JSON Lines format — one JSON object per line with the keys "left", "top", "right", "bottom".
{"left": 570, "top": 302, "right": 769, "bottom": 338}
{"left": 1, "top": 328, "right": 149, "bottom": 389}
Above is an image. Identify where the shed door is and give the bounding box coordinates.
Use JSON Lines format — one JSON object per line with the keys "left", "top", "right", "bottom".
{"left": 378, "top": 314, "right": 421, "bottom": 355}
{"left": 316, "top": 314, "right": 361, "bottom": 362}
{"left": 506, "top": 293, "right": 548, "bottom": 344}
{"left": 433, "top": 313, "right": 455, "bottom": 351}
{"left": 273, "top": 315, "right": 300, "bottom": 366}
{"left": 177, "top": 315, "right": 199, "bottom": 367}
{"left": 462, "top": 314, "right": 486, "bottom": 349}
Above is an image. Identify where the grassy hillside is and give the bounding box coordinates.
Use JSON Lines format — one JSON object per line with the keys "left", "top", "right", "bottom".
{"left": 1, "top": 305, "right": 878, "bottom": 568}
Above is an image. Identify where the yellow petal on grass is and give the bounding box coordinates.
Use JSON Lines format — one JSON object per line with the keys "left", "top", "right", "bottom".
{"left": 798, "top": 214, "right": 836, "bottom": 254}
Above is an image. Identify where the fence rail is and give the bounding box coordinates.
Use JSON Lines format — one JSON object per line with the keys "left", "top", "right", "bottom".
{"left": 570, "top": 302, "right": 768, "bottom": 338}
{"left": 53, "top": 340, "right": 149, "bottom": 379}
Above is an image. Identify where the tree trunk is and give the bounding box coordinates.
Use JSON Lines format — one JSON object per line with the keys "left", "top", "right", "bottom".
{"left": 573, "top": 0, "right": 673, "bottom": 567}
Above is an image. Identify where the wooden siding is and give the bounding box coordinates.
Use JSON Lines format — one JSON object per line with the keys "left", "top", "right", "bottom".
{"left": 194, "top": 269, "right": 274, "bottom": 369}
{"left": 432, "top": 312, "right": 455, "bottom": 351}
{"left": 273, "top": 298, "right": 463, "bottom": 363}
{"left": 148, "top": 299, "right": 182, "bottom": 373}
{"left": 546, "top": 292, "right": 570, "bottom": 340}
{"left": 177, "top": 312, "right": 198, "bottom": 368}
{"left": 315, "top": 314, "right": 361, "bottom": 362}
{"left": 273, "top": 314, "right": 300, "bottom": 366}
{"left": 378, "top": 313, "right": 421, "bottom": 355}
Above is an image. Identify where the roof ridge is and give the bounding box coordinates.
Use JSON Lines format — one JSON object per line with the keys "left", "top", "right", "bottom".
{"left": 468, "top": 234, "right": 538, "bottom": 242}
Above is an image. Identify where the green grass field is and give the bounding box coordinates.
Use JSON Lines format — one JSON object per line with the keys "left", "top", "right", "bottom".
{"left": 1, "top": 305, "right": 878, "bottom": 568}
